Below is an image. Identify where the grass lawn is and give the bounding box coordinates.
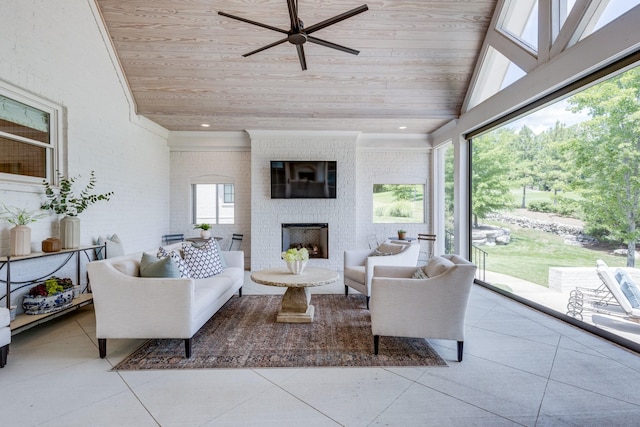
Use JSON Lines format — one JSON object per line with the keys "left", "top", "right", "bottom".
{"left": 478, "top": 220, "right": 626, "bottom": 287}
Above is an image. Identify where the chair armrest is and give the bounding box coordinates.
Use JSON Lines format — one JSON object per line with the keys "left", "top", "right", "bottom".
{"left": 344, "top": 249, "right": 372, "bottom": 267}
{"left": 373, "top": 265, "right": 417, "bottom": 278}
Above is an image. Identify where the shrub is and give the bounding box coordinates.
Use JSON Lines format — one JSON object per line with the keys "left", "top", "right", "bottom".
{"left": 386, "top": 201, "right": 413, "bottom": 218}
{"left": 528, "top": 201, "right": 553, "bottom": 213}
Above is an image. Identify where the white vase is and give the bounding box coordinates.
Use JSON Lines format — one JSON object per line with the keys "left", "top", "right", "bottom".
{"left": 286, "top": 260, "right": 307, "bottom": 275}
{"left": 200, "top": 229, "right": 211, "bottom": 239}
{"left": 60, "top": 216, "right": 80, "bottom": 249}
{"left": 10, "top": 225, "right": 31, "bottom": 256}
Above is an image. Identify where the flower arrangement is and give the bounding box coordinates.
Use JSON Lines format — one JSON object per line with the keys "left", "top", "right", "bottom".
{"left": 281, "top": 247, "right": 309, "bottom": 261}
{"left": 193, "top": 223, "right": 211, "bottom": 230}
{"left": 28, "top": 277, "right": 73, "bottom": 297}
{"left": 41, "top": 171, "right": 113, "bottom": 216}
{"left": 0, "top": 204, "right": 46, "bottom": 225}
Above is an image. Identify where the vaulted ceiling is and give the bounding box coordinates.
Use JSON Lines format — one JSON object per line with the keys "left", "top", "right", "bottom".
{"left": 95, "top": 0, "right": 497, "bottom": 134}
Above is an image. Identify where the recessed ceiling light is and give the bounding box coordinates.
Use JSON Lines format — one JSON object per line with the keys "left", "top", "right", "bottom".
{"left": 200, "top": 123, "right": 210, "bottom": 127}
{"left": 398, "top": 126, "right": 407, "bottom": 130}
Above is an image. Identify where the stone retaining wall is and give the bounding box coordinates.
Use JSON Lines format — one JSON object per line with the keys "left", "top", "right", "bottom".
{"left": 487, "top": 213, "right": 584, "bottom": 236}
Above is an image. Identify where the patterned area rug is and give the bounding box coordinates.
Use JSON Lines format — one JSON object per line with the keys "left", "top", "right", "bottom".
{"left": 113, "top": 294, "right": 447, "bottom": 370}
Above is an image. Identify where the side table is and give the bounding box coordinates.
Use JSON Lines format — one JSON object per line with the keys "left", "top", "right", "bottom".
{"left": 251, "top": 267, "right": 339, "bottom": 323}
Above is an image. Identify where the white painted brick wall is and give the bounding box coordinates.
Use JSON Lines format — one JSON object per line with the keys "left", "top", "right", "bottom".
{"left": 169, "top": 150, "right": 252, "bottom": 265}
{"left": 250, "top": 132, "right": 358, "bottom": 271}
{"left": 168, "top": 134, "right": 432, "bottom": 271}
{"left": 0, "top": 0, "right": 170, "bottom": 307}
{"left": 356, "top": 148, "right": 432, "bottom": 247}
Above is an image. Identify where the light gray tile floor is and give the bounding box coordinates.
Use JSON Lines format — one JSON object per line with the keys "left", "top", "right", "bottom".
{"left": 2, "top": 271, "right": 640, "bottom": 426}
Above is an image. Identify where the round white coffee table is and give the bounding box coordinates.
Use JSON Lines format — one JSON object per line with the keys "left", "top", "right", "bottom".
{"left": 251, "top": 267, "right": 339, "bottom": 323}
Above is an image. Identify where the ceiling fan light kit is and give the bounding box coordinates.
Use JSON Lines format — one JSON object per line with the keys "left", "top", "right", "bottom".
{"left": 218, "top": 0, "right": 368, "bottom": 71}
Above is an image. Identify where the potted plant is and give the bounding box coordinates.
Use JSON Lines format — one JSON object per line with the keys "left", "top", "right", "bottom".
{"left": 22, "top": 277, "right": 74, "bottom": 315}
{"left": 0, "top": 204, "right": 46, "bottom": 256}
{"left": 194, "top": 223, "right": 211, "bottom": 239}
{"left": 397, "top": 229, "right": 407, "bottom": 240}
{"left": 281, "top": 247, "right": 309, "bottom": 275}
{"left": 41, "top": 171, "right": 113, "bottom": 249}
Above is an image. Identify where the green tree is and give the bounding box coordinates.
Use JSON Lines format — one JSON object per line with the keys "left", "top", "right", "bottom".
{"left": 536, "top": 121, "right": 579, "bottom": 207}
{"left": 393, "top": 185, "right": 417, "bottom": 201}
{"left": 509, "top": 125, "right": 543, "bottom": 208}
{"left": 471, "top": 129, "right": 515, "bottom": 227}
{"left": 567, "top": 67, "right": 640, "bottom": 267}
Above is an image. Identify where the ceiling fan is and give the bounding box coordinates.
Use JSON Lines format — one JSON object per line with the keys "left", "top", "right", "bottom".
{"left": 218, "top": 0, "right": 368, "bottom": 71}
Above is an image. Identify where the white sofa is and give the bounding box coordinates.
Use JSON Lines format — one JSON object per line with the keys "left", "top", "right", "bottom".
{"left": 87, "top": 243, "right": 244, "bottom": 358}
{"left": 343, "top": 241, "right": 420, "bottom": 308}
{"left": 0, "top": 307, "right": 10, "bottom": 368}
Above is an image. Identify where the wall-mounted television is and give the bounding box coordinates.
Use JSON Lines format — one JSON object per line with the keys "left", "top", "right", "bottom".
{"left": 271, "top": 160, "right": 337, "bottom": 199}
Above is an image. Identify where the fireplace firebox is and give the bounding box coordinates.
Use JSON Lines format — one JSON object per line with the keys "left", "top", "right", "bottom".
{"left": 281, "top": 223, "right": 329, "bottom": 259}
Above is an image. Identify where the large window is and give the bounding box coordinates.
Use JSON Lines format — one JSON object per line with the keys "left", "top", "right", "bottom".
{"left": 373, "top": 184, "right": 424, "bottom": 224}
{"left": 0, "top": 86, "right": 60, "bottom": 184}
{"left": 192, "top": 183, "right": 235, "bottom": 225}
{"left": 470, "top": 64, "right": 640, "bottom": 347}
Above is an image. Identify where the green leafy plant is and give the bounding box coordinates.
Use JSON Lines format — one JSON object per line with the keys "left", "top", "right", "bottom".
{"left": 41, "top": 171, "right": 113, "bottom": 216}
{"left": 397, "top": 229, "right": 407, "bottom": 234}
{"left": 0, "top": 204, "right": 46, "bottom": 225}
{"left": 28, "top": 277, "right": 73, "bottom": 297}
{"left": 281, "top": 247, "right": 309, "bottom": 261}
{"left": 193, "top": 223, "right": 211, "bottom": 230}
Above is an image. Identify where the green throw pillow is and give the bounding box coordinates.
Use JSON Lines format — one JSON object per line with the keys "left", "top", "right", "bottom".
{"left": 140, "top": 252, "right": 180, "bottom": 278}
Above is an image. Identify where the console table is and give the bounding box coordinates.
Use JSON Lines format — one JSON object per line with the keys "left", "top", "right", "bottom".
{"left": 0, "top": 244, "right": 105, "bottom": 334}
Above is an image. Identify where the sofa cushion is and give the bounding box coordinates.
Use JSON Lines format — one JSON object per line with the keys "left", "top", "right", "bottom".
{"left": 189, "top": 239, "right": 228, "bottom": 269}
{"left": 372, "top": 243, "right": 406, "bottom": 256}
{"left": 183, "top": 242, "right": 224, "bottom": 279}
{"left": 424, "top": 256, "right": 455, "bottom": 278}
{"left": 157, "top": 247, "right": 191, "bottom": 278}
{"left": 111, "top": 258, "right": 140, "bottom": 277}
{"left": 413, "top": 267, "right": 429, "bottom": 279}
{"left": 96, "top": 233, "right": 125, "bottom": 259}
{"left": 616, "top": 269, "right": 640, "bottom": 308}
{"left": 140, "top": 252, "right": 180, "bottom": 278}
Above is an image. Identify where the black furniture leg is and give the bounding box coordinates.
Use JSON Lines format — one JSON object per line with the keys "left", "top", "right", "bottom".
{"left": 374, "top": 335, "right": 379, "bottom": 355}
{"left": 344, "top": 285, "right": 349, "bottom": 296}
{"left": 239, "top": 287, "right": 243, "bottom": 297}
{"left": 366, "top": 296, "right": 370, "bottom": 309}
{"left": 0, "top": 344, "right": 8, "bottom": 367}
{"left": 98, "top": 338, "right": 107, "bottom": 358}
{"left": 185, "top": 338, "right": 192, "bottom": 358}
{"left": 457, "top": 341, "right": 463, "bottom": 362}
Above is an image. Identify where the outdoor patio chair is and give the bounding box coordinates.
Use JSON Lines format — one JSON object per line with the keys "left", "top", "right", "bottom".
{"left": 566, "top": 259, "right": 640, "bottom": 322}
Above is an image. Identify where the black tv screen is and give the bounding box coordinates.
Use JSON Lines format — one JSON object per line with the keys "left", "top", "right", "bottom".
{"left": 271, "top": 161, "right": 337, "bottom": 199}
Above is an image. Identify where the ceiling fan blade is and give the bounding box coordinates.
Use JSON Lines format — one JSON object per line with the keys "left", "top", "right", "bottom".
{"left": 307, "top": 36, "right": 360, "bottom": 55}
{"left": 286, "top": 0, "right": 300, "bottom": 32}
{"left": 243, "top": 37, "right": 289, "bottom": 57}
{"left": 305, "top": 4, "right": 368, "bottom": 35}
{"left": 218, "top": 11, "right": 288, "bottom": 35}
{"left": 296, "top": 45, "right": 307, "bottom": 71}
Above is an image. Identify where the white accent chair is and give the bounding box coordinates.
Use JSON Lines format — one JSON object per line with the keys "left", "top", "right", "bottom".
{"left": 343, "top": 241, "right": 420, "bottom": 308}
{"left": 370, "top": 254, "right": 477, "bottom": 362}
{"left": 0, "top": 307, "right": 10, "bottom": 368}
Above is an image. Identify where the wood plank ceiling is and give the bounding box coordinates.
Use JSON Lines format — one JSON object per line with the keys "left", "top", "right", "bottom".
{"left": 95, "top": 0, "right": 497, "bottom": 134}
